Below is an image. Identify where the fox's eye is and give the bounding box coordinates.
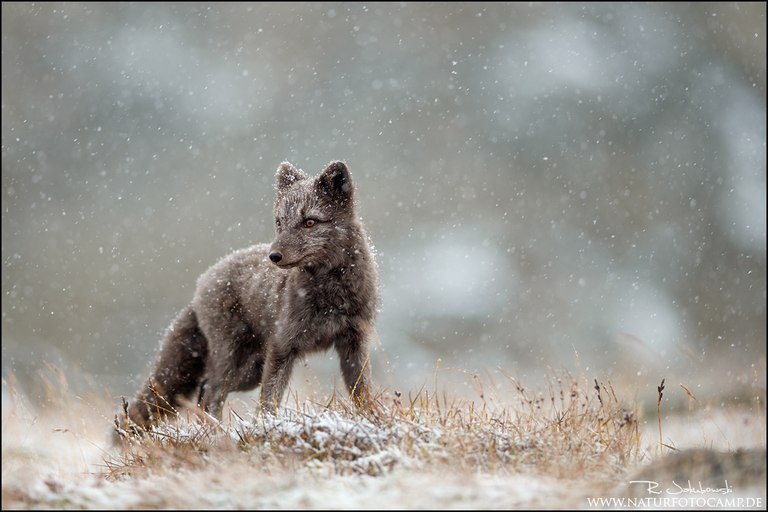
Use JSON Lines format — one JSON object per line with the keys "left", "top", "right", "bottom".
{"left": 275, "top": 218, "right": 281, "bottom": 228}
{"left": 304, "top": 218, "right": 317, "bottom": 228}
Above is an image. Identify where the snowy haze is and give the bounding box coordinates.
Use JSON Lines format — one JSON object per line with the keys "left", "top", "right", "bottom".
{"left": 2, "top": 3, "right": 765, "bottom": 404}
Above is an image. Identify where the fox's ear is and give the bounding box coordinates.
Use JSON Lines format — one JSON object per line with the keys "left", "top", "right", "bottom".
{"left": 316, "top": 160, "right": 353, "bottom": 205}
{"left": 275, "top": 162, "right": 308, "bottom": 191}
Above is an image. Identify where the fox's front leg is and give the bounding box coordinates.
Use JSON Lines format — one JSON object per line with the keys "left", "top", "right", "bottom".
{"left": 259, "top": 344, "right": 298, "bottom": 412}
{"left": 335, "top": 325, "right": 377, "bottom": 413}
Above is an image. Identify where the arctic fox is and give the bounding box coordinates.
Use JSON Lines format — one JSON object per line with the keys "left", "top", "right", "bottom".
{"left": 121, "top": 161, "right": 379, "bottom": 430}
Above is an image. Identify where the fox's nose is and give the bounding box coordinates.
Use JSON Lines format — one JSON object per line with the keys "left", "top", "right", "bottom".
{"left": 269, "top": 252, "right": 283, "bottom": 263}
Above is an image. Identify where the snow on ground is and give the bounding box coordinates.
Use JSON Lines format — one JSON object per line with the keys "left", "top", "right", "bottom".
{"left": 2, "top": 385, "right": 765, "bottom": 509}
{"left": 2, "top": 398, "right": 579, "bottom": 509}
{"left": 7, "top": 464, "right": 579, "bottom": 509}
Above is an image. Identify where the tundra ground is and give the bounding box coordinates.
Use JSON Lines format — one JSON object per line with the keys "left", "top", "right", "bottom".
{"left": 2, "top": 369, "right": 765, "bottom": 509}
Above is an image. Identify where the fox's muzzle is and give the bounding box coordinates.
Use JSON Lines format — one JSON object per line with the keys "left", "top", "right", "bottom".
{"left": 268, "top": 242, "right": 302, "bottom": 268}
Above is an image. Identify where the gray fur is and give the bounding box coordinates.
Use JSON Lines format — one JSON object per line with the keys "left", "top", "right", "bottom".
{"left": 123, "top": 160, "right": 379, "bottom": 430}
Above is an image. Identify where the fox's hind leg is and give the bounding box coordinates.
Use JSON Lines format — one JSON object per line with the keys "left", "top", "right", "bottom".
{"left": 123, "top": 305, "right": 208, "bottom": 430}
{"left": 196, "top": 310, "right": 267, "bottom": 418}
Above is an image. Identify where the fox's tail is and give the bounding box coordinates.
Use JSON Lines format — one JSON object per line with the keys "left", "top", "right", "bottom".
{"left": 121, "top": 305, "right": 208, "bottom": 432}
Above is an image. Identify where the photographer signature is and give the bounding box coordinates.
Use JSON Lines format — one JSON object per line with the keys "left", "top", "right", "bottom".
{"left": 629, "top": 480, "right": 733, "bottom": 495}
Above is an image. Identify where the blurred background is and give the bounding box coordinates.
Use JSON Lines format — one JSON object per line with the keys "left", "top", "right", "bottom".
{"left": 2, "top": 3, "right": 765, "bottom": 410}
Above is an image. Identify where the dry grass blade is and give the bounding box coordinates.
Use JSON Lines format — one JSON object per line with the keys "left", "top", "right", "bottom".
{"left": 657, "top": 378, "right": 665, "bottom": 454}
{"left": 680, "top": 383, "right": 697, "bottom": 401}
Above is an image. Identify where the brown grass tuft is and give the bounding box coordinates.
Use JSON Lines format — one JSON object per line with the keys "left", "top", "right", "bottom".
{"left": 105, "top": 371, "right": 641, "bottom": 482}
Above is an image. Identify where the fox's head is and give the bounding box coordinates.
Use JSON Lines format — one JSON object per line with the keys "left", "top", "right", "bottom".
{"left": 268, "top": 160, "right": 360, "bottom": 269}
